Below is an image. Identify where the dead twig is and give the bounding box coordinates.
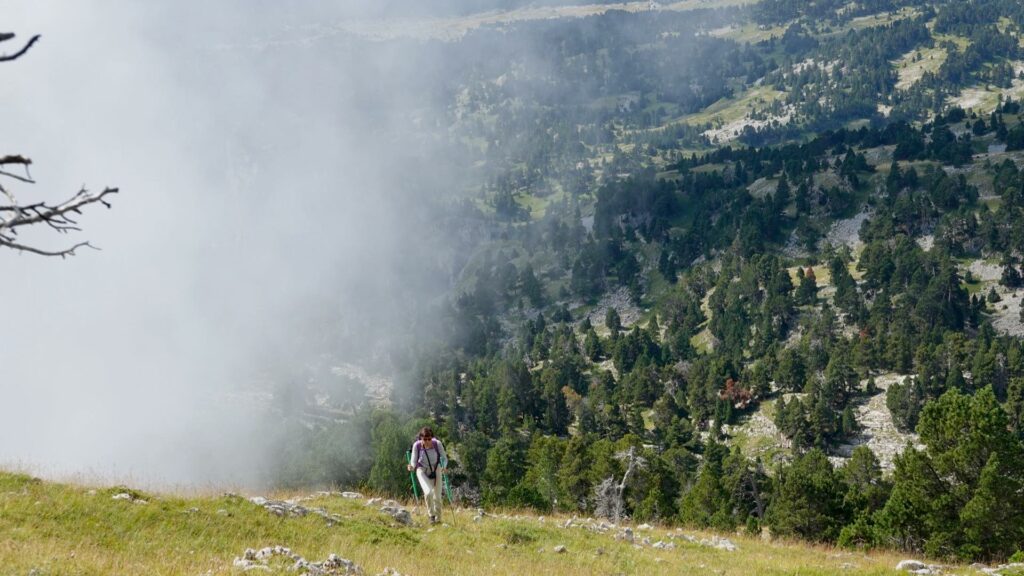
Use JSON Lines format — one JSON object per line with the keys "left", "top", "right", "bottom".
{"left": 0, "top": 34, "right": 40, "bottom": 62}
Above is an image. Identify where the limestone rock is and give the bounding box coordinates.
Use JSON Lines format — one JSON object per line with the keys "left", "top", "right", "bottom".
{"left": 979, "top": 562, "right": 1024, "bottom": 576}
{"left": 380, "top": 504, "right": 412, "bottom": 526}
{"left": 895, "top": 559, "right": 943, "bottom": 574}
{"left": 700, "top": 536, "right": 737, "bottom": 552}
{"left": 111, "top": 492, "right": 146, "bottom": 504}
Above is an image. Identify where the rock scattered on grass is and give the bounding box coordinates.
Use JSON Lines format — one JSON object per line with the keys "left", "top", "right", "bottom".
{"left": 977, "top": 562, "right": 1024, "bottom": 575}
{"left": 553, "top": 545, "right": 567, "bottom": 553}
{"left": 667, "top": 532, "right": 738, "bottom": 552}
{"left": 703, "top": 536, "right": 738, "bottom": 552}
{"left": 111, "top": 492, "right": 147, "bottom": 505}
{"left": 379, "top": 503, "right": 412, "bottom": 526}
{"left": 234, "top": 546, "right": 363, "bottom": 575}
{"left": 895, "top": 559, "right": 942, "bottom": 574}
{"left": 249, "top": 496, "right": 343, "bottom": 526}
{"left": 298, "top": 553, "right": 363, "bottom": 576}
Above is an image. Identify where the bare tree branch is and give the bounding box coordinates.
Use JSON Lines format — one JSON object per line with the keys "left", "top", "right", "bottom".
{"left": 1, "top": 187, "right": 118, "bottom": 232}
{"left": 0, "top": 33, "right": 117, "bottom": 257}
{"left": 0, "top": 237, "right": 96, "bottom": 258}
{"left": 0, "top": 155, "right": 32, "bottom": 167}
{"left": 0, "top": 168, "right": 35, "bottom": 184}
{"left": 593, "top": 447, "right": 648, "bottom": 522}
{"left": 0, "top": 34, "right": 41, "bottom": 62}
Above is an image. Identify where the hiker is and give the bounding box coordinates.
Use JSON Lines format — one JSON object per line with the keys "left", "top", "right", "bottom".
{"left": 407, "top": 426, "right": 448, "bottom": 524}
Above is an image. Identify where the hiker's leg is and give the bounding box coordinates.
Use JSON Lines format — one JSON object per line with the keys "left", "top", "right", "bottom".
{"left": 430, "top": 473, "right": 443, "bottom": 520}
{"left": 415, "top": 469, "right": 435, "bottom": 511}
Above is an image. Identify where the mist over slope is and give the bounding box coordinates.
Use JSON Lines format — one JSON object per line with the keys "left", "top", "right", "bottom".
{"left": 0, "top": 1, "right": 470, "bottom": 486}
{"left": 5, "top": 0, "right": 1024, "bottom": 563}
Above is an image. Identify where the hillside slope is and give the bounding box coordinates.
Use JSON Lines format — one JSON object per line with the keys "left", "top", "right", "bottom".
{"left": 0, "top": 470, "right": 994, "bottom": 576}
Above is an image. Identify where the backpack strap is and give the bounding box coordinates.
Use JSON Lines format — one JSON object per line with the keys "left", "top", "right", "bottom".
{"left": 424, "top": 443, "right": 439, "bottom": 477}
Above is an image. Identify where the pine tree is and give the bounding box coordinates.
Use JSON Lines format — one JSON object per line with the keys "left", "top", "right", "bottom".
{"left": 584, "top": 328, "right": 603, "bottom": 361}
{"left": 367, "top": 412, "right": 415, "bottom": 496}
{"left": 605, "top": 308, "right": 622, "bottom": 338}
{"left": 766, "top": 449, "right": 848, "bottom": 542}
{"left": 796, "top": 267, "right": 818, "bottom": 305}
{"left": 482, "top": 435, "right": 527, "bottom": 505}
{"left": 840, "top": 406, "right": 858, "bottom": 439}
{"left": 877, "top": 387, "right": 1024, "bottom": 560}
{"left": 524, "top": 434, "right": 566, "bottom": 511}
{"left": 843, "top": 446, "right": 889, "bottom": 512}
{"left": 987, "top": 286, "right": 1002, "bottom": 304}
{"left": 558, "top": 435, "right": 592, "bottom": 511}
{"left": 1007, "top": 378, "right": 1024, "bottom": 436}
{"left": 520, "top": 264, "right": 546, "bottom": 308}
{"left": 679, "top": 441, "right": 730, "bottom": 528}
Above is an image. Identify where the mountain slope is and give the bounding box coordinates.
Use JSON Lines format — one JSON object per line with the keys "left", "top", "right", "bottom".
{"left": 0, "top": 470, "right": 994, "bottom": 576}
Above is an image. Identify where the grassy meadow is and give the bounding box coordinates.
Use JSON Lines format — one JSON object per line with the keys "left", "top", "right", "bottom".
{"left": 0, "top": 470, "right": 985, "bottom": 576}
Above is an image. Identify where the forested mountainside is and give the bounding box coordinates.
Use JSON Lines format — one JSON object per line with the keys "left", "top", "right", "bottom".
{"left": 271, "top": 0, "right": 1024, "bottom": 563}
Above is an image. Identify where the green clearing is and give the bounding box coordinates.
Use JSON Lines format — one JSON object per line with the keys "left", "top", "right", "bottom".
{"left": 676, "top": 85, "right": 786, "bottom": 129}
{"left": 846, "top": 7, "right": 920, "bottom": 32}
{"left": 893, "top": 46, "right": 948, "bottom": 91}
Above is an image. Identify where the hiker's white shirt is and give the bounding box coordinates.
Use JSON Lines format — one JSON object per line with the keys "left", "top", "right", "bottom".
{"left": 410, "top": 438, "right": 448, "bottom": 471}
{"left": 410, "top": 439, "right": 447, "bottom": 520}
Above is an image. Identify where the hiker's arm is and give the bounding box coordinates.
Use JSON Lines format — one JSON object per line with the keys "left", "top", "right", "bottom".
{"left": 408, "top": 442, "right": 419, "bottom": 470}
{"left": 438, "top": 440, "right": 449, "bottom": 469}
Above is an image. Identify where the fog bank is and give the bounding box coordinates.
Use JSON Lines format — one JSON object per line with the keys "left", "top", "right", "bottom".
{"left": 0, "top": 1, "right": 464, "bottom": 486}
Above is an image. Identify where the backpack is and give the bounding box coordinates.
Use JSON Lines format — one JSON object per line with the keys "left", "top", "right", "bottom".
{"left": 413, "top": 439, "right": 441, "bottom": 480}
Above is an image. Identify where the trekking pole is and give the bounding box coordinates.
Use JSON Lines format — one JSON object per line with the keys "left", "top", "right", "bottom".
{"left": 405, "top": 450, "right": 421, "bottom": 509}
{"left": 443, "top": 471, "right": 454, "bottom": 505}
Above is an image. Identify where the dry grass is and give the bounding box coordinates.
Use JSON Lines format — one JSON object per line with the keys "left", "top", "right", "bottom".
{"left": 893, "top": 46, "right": 948, "bottom": 91}
{"left": 0, "top": 470, "right": 980, "bottom": 576}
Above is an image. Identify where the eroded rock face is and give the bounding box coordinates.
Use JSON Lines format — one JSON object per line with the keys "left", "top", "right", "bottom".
{"left": 832, "top": 374, "right": 921, "bottom": 471}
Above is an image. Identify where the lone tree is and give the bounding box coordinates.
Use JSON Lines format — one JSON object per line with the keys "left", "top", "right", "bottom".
{"left": 1, "top": 32, "right": 117, "bottom": 257}
{"left": 593, "top": 446, "right": 646, "bottom": 522}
